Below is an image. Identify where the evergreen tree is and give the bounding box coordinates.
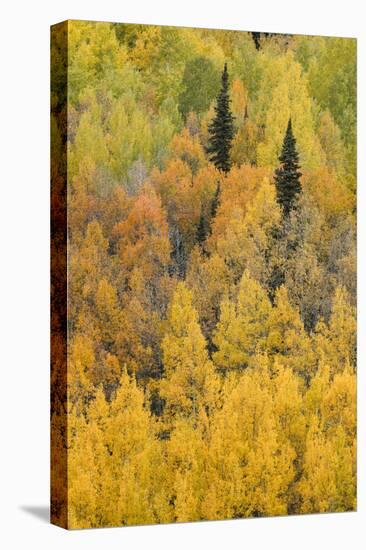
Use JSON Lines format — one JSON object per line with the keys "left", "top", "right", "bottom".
{"left": 206, "top": 64, "right": 235, "bottom": 174}
{"left": 250, "top": 31, "right": 290, "bottom": 50}
{"left": 251, "top": 32, "right": 262, "bottom": 50}
{"left": 274, "top": 119, "right": 302, "bottom": 216}
{"left": 196, "top": 181, "right": 221, "bottom": 249}
{"left": 196, "top": 208, "right": 209, "bottom": 247}
{"left": 210, "top": 181, "right": 221, "bottom": 218}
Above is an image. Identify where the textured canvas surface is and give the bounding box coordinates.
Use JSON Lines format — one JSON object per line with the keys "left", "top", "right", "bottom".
{"left": 51, "top": 20, "right": 356, "bottom": 529}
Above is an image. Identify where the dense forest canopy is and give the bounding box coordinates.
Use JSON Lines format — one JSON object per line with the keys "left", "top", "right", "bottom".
{"left": 51, "top": 21, "right": 356, "bottom": 528}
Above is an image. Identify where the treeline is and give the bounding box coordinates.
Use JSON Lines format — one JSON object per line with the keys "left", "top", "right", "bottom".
{"left": 51, "top": 21, "right": 356, "bottom": 528}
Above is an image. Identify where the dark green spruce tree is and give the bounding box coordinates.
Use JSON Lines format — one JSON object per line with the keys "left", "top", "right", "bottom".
{"left": 210, "top": 181, "right": 221, "bottom": 218}
{"left": 206, "top": 63, "right": 235, "bottom": 174}
{"left": 196, "top": 208, "right": 209, "bottom": 247}
{"left": 195, "top": 181, "right": 221, "bottom": 251}
{"left": 274, "top": 118, "right": 302, "bottom": 217}
{"left": 197, "top": 64, "right": 233, "bottom": 249}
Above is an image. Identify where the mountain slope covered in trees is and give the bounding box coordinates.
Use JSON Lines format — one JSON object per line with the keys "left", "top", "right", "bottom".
{"left": 51, "top": 21, "right": 356, "bottom": 528}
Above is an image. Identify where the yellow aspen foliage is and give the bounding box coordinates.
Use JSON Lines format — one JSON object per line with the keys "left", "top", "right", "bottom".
{"left": 68, "top": 389, "right": 111, "bottom": 528}
{"left": 256, "top": 52, "right": 324, "bottom": 169}
{"left": 270, "top": 360, "right": 306, "bottom": 456}
{"left": 169, "top": 128, "right": 207, "bottom": 176}
{"left": 303, "top": 359, "right": 331, "bottom": 420}
{"left": 107, "top": 372, "right": 151, "bottom": 463}
{"left": 160, "top": 282, "right": 218, "bottom": 420}
{"left": 239, "top": 177, "right": 281, "bottom": 283}
{"left": 213, "top": 270, "right": 272, "bottom": 371}
{"left": 205, "top": 361, "right": 295, "bottom": 518}
{"left": 302, "top": 167, "right": 354, "bottom": 223}
{"left": 231, "top": 117, "right": 259, "bottom": 167}
{"left": 91, "top": 353, "right": 121, "bottom": 389}
{"left": 164, "top": 416, "right": 210, "bottom": 522}
{"left": 188, "top": 29, "right": 225, "bottom": 65}
{"left": 107, "top": 97, "right": 153, "bottom": 178}
{"left": 321, "top": 363, "right": 356, "bottom": 443}
{"left": 337, "top": 245, "right": 356, "bottom": 304}
{"left": 267, "top": 286, "right": 316, "bottom": 380}
{"left": 68, "top": 334, "right": 96, "bottom": 405}
{"left": 116, "top": 267, "right": 175, "bottom": 380}
{"left": 328, "top": 287, "right": 356, "bottom": 366}
{"left": 193, "top": 164, "right": 223, "bottom": 208}
{"left": 284, "top": 242, "right": 327, "bottom": 332}
{"left": 68, "top": 159, "right": 97, "bottom": 238}
{"left": 315, "top": 285, "right": 356, "bottom": 373}
{"left": 108, "top": 373, "right": 169, "bottom": 526}
{"left": 231, "top": 79, "right": 259, "bottom": 166}
{"left": 199, "top": 101, "right": 216, "bottom": 149}
{"left": 68, "top": 21, "right": 130, "bottom": 103}
{"left": 213, "top": 206, "right": 247, "bottom": 280}
{"left": 300, "top": 362, "right": 356, "bottom": 513}
{"left": 186, "top": 247, "right": 232, "bottom": 339}
{"left": 318, "top": 110, "right": 346, "bottom": 174}
{"left": 116, "top": 295, "right": 155, "bottom": 377}
{"left": 81, "top": 218, "right": 109, "bottom": 256}
{"left": 245, "top": 176, "right": 282, "bottom": 233}
{"left": 69, "top": 107, "right": 109, "bottom": 182}
{"left": 210, "top": 165, "right": 271, "bottom": 245}
{"left": 130, "top": 26, "right": 162, "bottom": 71}
{"left": 298, "top": 420, "right": 356, "bottom": 513}
{"left": 242, "top": 416, "right": 295, "bottom": 517}
{"left": 69, "top": 220, "right": 109, "bottom": 324}
{"left": 212, "top": 297, "right": 238, "bottom": 369}
{"left": 213, "top": 177, "right": 280, "bottom": 284}
{"left": 68, "top": 371, "right": 167, "bottom": 528}
{"left": 230, "top": 79, "right": 248, "bottom": 124}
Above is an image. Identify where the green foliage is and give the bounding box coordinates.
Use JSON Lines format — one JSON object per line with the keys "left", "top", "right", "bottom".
{"left": 196, "top": 208, "right": 210, "bottom": 248}
{"left": 206, "top": 64, "right": 235, "bottom": 173}
{"left": 179, "top": 56, "right": 220, "bottom": 119}
{"left": 274, "top": 118, "right": 302, "bottom": 216}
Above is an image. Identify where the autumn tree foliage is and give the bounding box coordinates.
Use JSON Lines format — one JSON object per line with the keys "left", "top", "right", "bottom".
{"left": 179, "top": 56, "right": 220, "bottom": 120}
{"left": 52, "top": 21, "right": 357, "bottom": 529}
{"left": 160, "top": 282, "right": 218, "bottom": 421}
{"left": 213, "top": 270, "right": 272, "bottom": 372}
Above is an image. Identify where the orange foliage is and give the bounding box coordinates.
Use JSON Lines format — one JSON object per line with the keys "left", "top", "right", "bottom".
{"left": 112, "top": 184, "right": 171, "bottom": 277}
{"left": 302, "top": 167, "right": 355, "bottom": 221}
{"left": 209, "top": 165, "right": 272, "bottom": 246}
{"left": 169, "top": 128, "right": 207, "bottom": 175}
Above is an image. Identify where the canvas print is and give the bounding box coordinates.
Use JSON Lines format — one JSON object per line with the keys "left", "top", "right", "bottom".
{"left": 51, "top": 20, "right": 356, "bottom": 529}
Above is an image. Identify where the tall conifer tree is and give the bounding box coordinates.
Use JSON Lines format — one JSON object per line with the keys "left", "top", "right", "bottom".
{"left": 274, "top": 118, "right": 302, "bottom": 216}
{"left": 210, "top": 181, "right": 221, "bottom": 218}
{"left": 196, "top": 208, "right": 209, "bottom": 247}
{"left": 196, "top": 181, "right": 221, "bottom": 250}
{"left": 206, "top": 63, "right": 235, "bottom": 174}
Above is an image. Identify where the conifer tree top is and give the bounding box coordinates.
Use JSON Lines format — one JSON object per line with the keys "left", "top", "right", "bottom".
{"left": 274, "top": 118, "right": 302, "bottom": 216}
{"left": 206, "top": 63, "right": 235, "bottom": 174}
